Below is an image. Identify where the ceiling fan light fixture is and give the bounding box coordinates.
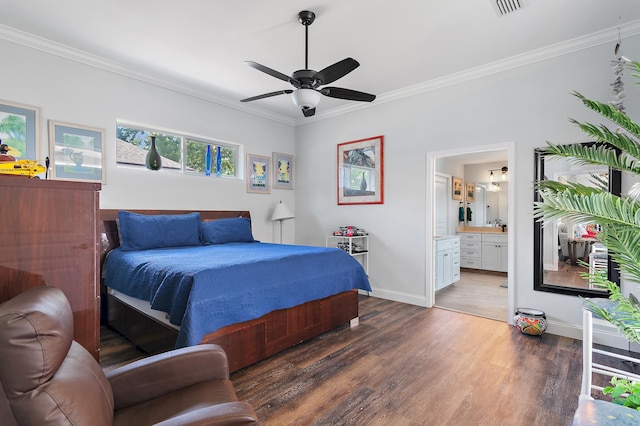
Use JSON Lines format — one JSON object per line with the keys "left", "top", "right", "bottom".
{"left": 292, "top": 89, "right": 321, "bottom": 110}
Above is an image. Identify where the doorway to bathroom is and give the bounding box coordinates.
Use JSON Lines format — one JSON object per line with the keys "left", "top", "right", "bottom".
{"left": 429, "top": 144, "right": 514, "bottom": 322}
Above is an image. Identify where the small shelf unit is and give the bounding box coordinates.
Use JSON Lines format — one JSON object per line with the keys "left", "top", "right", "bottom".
{"left": 326, "top": 235, "right": 369, "bottom": 276}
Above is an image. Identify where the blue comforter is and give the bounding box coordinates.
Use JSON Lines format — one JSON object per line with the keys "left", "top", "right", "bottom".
{"left": 104, "top": 242, "right": 371, "bottom": 347}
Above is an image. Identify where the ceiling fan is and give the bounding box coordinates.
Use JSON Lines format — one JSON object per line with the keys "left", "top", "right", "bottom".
{"left": 241, "top": 10, "right": 376, "bottom": 117}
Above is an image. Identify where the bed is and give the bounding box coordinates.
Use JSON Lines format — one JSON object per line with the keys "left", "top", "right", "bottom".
{"left": 100, "top": 209, "right": 371, "bottom": 371}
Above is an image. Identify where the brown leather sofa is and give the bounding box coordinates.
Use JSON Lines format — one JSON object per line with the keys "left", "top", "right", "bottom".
{"left": 0, "top": 286, "right": 258, "bottom": 425}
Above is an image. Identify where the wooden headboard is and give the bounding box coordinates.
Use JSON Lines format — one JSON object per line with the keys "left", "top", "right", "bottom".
{"left": 99, "top": 209, "right": 251, "bottom": 268}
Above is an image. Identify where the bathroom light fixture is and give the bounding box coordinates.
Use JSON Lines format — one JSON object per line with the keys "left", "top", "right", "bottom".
{"left": 488, "top": 166, "right": 508, "bottom": 181}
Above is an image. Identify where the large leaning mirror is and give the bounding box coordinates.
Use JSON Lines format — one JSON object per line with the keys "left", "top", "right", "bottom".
{"left": 534, "top": 143, "right": 621, "bottom": 297}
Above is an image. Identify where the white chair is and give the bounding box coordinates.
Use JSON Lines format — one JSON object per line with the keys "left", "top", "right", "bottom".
{"left": 588, "top": 244, "right": 608, "bottom": 289}
{"left": 577, "top": 304, "right": 640, "bottom": 424}
{"left": 581, "top": 304, "right": 640, "bottom": 398}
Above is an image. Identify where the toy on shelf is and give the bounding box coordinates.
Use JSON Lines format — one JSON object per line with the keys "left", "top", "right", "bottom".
{"left": 332, "top": 226, "right": 368, "bottom": 237}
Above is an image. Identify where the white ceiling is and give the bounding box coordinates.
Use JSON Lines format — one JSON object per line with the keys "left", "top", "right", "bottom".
{"left": 1, "top": 0, "right": 640, "bottom": 125}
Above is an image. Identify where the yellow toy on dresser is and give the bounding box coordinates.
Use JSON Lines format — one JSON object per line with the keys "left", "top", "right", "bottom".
{"left": 0, "top": 159, "right": 46, "bottom": 178}
{"left": 0, "top": 142, "right": 46, "bottom": 178}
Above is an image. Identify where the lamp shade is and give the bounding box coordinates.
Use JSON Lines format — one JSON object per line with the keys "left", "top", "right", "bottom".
{"left": 292, "top": 89, "right": 321, "bottom": 109}
{"left": 271, "top": 201, "right": 294, "bottom": 221}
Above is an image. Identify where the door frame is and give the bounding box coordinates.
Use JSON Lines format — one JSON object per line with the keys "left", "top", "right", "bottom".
{"left": 425, "top": 141, "right": 515, "bottom": 324}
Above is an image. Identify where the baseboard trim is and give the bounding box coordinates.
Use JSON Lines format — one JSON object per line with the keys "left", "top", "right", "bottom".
{"left": 546, "top": 319, "right": 638, "bottom": 351}
{"left": 368, "top": 288, "right": 426, "bottom": 307}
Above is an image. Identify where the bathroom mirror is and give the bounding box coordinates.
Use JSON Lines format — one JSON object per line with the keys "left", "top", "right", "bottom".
{"left": 533, "top": 143, "right": 621, "bottom": 297}
{"left": 483, "top": 181, "right": 508, "bottom": 227}
{"left": 464, "top": 182, "right": 508, "bottom": 227}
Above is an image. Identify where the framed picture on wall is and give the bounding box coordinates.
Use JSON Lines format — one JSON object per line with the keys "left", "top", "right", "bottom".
{"left": 272, "top": 152, "right": 294, "bottom": 190}
{"left": 452, "top": 176, "right": 463, "bottom": 201}
{"left": 246, "top": 153, "right": 271, "bottom": 194}
{"left": 0, "top": 99, "right": 40, "bottom": 161}
{"left": 48, "top": 120, "right": 105, "bottom": 183}
{"left": 337, "top": 135, "right": 384, "bottom": 205}
{"left": 466, "top": 182, "right": 475, "bottom": 202}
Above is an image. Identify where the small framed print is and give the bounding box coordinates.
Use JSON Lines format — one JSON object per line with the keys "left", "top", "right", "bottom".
{"left": 452, "top": 177, "right": 463, "bottom": 201}
{"left": 273, "top": 152, "right": 294, "bottom": 190}
{"left": 466, "top": 183, "right": 475, "bottom": 202}
{"left": 246, "top": 153, "right": 271, "bottom": 194}
{"left": 0, "top": 99, "right": 40, "bottom": 161}
{"left": 49, "top": 120, "right": 105, "bottom": 183}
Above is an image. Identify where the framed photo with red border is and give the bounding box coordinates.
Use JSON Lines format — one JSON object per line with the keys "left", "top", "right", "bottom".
{"left": 337, "top": 135, "right": 383, "bottom": 205}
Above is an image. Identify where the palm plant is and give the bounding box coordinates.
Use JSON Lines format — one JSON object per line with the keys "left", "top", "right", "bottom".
{"left": 533, "top": 60, "right": 640, "bottom": 344}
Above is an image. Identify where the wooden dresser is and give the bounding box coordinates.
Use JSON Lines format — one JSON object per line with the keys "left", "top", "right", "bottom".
{"left": 0, "top": 175, "right": 101, "bottom": 359}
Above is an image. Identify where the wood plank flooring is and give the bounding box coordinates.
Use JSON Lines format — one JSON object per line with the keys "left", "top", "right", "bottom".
{"left": 435, "top": 270, "right": 508, "bottom": 321}
{"left": 101, "top": 295, "right": 588, "bottom": 425}
{"left": 544, "top": 261, "right": 595, "bottom": 290}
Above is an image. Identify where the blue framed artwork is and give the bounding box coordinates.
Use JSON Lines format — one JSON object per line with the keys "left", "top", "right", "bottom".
{"left": 246, "top": 153, "right": 270, "bottom": 194}
{"left": 272, "top": 152, "right": 294, "bottom": 190}
{"left": 0, "top": 100, "right": 40, "bottom": 161}
{"left": 49, "top": 120, "right": 105, "bottom": 183}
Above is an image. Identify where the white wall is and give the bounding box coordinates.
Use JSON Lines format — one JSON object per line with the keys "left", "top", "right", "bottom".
{"left": 294, "top": 34, "right": 640, "bottom": 343}
{"left": 4, "top": 30, "right": 640, "bottom": 348}
{"left": 0, "top": 38, "right": 296, "bottom": 243}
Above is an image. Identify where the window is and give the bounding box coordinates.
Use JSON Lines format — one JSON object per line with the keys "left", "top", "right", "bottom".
{"left": 185, "top": 139, "right": 236, "bottom": 177}
{"left": 116, "top": 123, "right": 238, "bottom": 177}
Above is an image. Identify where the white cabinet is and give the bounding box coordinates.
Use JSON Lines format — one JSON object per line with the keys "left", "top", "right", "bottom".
{"left": 435, "top": 236, "right": 460, "bottom": 290}
{"left": 458, "top": 233, "right": 482, "bottom": 269}
{"left": 458, "top": 232, "right": 508, "bottom": 272}
{"left": 481, "top": 234, "right": 508, "bottom": 272}
{"left": 326, "top": 235, "right": 369, "bottom": 275}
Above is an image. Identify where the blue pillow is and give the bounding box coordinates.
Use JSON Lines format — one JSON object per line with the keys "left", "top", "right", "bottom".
{"left": 200, "top": 217, "right": 256, "bottom": 245}
{"left": 118, "top": 211, "right": 202, "bottom": 251}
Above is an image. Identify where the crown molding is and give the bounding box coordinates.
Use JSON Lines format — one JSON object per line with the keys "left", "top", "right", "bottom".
{"left": 2, "top": 20, "right": 639, "bottom": 128}
{"left": 0, "top": 24, "right": 296, "bottom": 126}
{"left": 298, "top": 19, "right": 640, "bottom": 125}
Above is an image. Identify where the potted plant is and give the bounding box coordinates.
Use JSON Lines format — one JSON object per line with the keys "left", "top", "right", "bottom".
{"left": 534, "top": 59, "right": 640, "bottom": 409}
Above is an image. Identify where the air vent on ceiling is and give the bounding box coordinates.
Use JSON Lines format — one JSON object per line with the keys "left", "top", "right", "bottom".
{"left": 492, "top": 0, "right": 528, "bottom": 16}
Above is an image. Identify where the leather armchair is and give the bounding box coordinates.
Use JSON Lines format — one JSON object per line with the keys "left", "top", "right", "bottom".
{"left": 0, "top": 286, "right": 258, "bottom": 425}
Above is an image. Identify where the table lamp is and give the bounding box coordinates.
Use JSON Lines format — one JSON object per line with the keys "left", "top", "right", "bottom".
{"left": 271, "top": 201, "right": 294, "bottom": 243}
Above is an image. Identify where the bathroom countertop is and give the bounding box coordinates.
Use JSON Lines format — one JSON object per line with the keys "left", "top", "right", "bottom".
{"left": 456, "top": 226, "right": 507, "bottom": 234}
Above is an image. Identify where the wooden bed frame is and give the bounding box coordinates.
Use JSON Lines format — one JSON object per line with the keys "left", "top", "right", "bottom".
{"left": 99, "top": 209, "right": 359, "bottom": 372}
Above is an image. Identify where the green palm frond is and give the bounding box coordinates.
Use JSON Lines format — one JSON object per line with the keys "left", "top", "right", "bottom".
{"left": 628, "top": 60, "right": 640, "bottom": 83}
{"left": 597, "top": 228, "right": 640, "bottom": 283}
{"left": 570, "top": 119, "right": 640, "bottom": 152}
{"left": 536, "top": 179, "right": 604, "bottom": 196}
{"left": 590, "top": 172, "right": 610, "bottom": 190}
{"left": 582, "top": 277, "right": 640, "bottom": 344}
{"left": 573, "top": 91, "right": 640, "bottom": 139}
{"left": 543, "top": 137, "right": 640, "bottom": 175}
{"left": 534, "top": 189, "right": 640, "bottom": 229}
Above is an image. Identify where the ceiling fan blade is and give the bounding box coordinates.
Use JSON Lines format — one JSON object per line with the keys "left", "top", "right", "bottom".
{"left": 320, "top": 87, "right": 376, "bottom": 102}
{"left": 245, "top": 61, "right": 291, "bottom": 83}
{"left": 315, "top": 58, "right": 360, "bottom": 85}
{"left": 241, "top": 90, "right": 293, "bottom": 103}
{"left": 302, "top": 107, "right": 316, "bottom": 117}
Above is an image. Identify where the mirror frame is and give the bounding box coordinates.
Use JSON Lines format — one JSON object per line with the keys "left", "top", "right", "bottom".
{"left": 533, "top": 143, "right": 621, "bottom": 297}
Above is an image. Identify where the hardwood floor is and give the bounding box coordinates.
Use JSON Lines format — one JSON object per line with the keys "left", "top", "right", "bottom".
{"left": 544, "top": 261, "right": 596, "bottom": 290}
{"left": 435, "top": 270, "right": 508, "bottom": 321}
{"left": 101, "top": 295, "right": 589, "bottom": 425}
